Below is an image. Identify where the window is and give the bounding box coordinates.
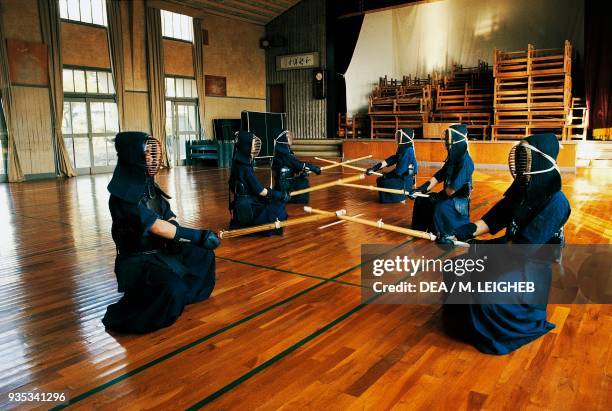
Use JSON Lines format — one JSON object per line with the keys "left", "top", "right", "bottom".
{"left": 63, "top": 67, "right": 118, "bottom": 171}
{"left": 165, "top": 76, "right": 197, "bottom": 98}
{"left": 164, "top": 76, "right": 199, "bottom": 165}
{"left": 63, "top": 68, "right": 114, "bottom": 94}
{"left": 59, "top": 0, "right": 107, "bottom": 26}
{"left": 161, "top": 10, "right": 193, "bottom": 42}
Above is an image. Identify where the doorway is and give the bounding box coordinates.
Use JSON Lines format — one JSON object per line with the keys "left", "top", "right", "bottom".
{"left": 269, "top": 84, "right": 285, "bottom": 113}
{"left": 165, "top": 100, "right": 199, "bottom": 166}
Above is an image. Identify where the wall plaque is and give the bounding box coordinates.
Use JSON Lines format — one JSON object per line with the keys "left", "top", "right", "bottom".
{"left": 205, "top": 75, "right": 227, "bottom": 97}
{"left": 276, "top": 52, "right": 319, "bottom": 71}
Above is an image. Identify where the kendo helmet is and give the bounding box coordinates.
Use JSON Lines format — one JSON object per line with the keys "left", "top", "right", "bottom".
{"left": 443, "top": 124, "right": 468, "bottom": 163}
{"left": 114, "top": 131, "right": 162, "bottom": 177}
{"left": 273, "top": 129, "right": 294, "bottom": 155}
{"left": 395, "top": 128, "right": 415, "bottom": 146}
{"left": 509, "top": 133, "right": 561, "bottom": 188}
{"left": 234, "top": 130, "right": 262, "bottom": 164}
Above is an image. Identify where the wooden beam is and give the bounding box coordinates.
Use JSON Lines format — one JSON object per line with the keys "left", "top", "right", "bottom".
{"left": 182, "top": 0, "right": 273, "bottom": 22}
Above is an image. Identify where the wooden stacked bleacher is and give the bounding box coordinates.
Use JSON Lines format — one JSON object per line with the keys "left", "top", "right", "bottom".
{"left": 337, "top": 113, "right": 370, "bottom": 138}
{"left": 492, "top": 41, "right": 572, "bottom": 140}
{"left": 369, "top": 75, "right": 433, "bottom": 138}
{"left": 432, "top": 62, "right": 493, "bottom": 139}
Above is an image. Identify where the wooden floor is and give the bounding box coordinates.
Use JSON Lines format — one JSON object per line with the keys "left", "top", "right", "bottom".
{"left": 0, "top": 164, "right": 610, "bottom": 410}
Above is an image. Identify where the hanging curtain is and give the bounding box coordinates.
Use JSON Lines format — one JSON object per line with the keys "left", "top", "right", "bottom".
{"left": 585, "top": 0, "right": 612, "bottom": 140}
{"left": 106, "top": 0, "right": 127, "bottom": 130}
{"left": 0, "top": 21, "right": 24, "bottom": 182}
{"left": 334, "top": 15, "right": 364, "bottom": 115}
{"left": 38, "top": 0, "right": 76, "bottom": 177}
{"left": 145, "top": 6, "right": 169, "bottom": 166}
{"left": 192, "top": 18, "right": 207, "bottom": 139}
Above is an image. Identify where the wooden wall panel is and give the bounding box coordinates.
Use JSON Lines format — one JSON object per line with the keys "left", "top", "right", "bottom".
{"left": 11, "top": 86, "right": 55, "bottom": 175}
{"left": 163, "top": 39, "right": 194, "bottom": 77}
{"left": 124, "top": 91, "right": 151, "bottom": 133}
{"left": 265, "top": 0, "right": 327, "bottom": 139}
{"left": 61, "top": 22, "right": 111, "bottom": 69}
{"left": 343, "top": 140, "right": 577, "bottom": 168}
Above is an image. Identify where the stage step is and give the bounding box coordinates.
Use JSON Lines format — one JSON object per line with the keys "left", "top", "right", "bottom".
{"left": 576, "top": 141, "right": 612, "bottom": 168}
{"left": 293, "top": 139, "right": 342, "bottom": 158}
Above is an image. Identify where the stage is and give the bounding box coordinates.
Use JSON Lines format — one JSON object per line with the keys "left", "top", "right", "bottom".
{"left": 342, "top": 139, "right": 580, "bottom": 170}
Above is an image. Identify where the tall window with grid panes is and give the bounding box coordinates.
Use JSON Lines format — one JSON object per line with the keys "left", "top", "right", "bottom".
{"left": 59, "top": 0, "right": 107, "bottom": 26}
{"left": 165, "top": 76, "right": 199, "bottom": 166}
{"left": 62, "top": 67, "right": 119, "bottom": 173}
{"left": 161, "top": 9, "right": 199, "bottom": 166}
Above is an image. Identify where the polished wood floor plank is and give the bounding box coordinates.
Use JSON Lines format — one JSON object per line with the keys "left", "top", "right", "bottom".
{"left": 0, "top": 163, "right": 609, "bottom": 410}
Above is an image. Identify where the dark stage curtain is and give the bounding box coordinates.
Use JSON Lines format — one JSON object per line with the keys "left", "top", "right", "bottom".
{"left": 326, "top": 13, "right": 364, "bottom": 137}
{"left": 585, "top": 1, "right": 612, "bottom": 139}
{"left": 334, "top": 15, "right": 364, "bottom": 115}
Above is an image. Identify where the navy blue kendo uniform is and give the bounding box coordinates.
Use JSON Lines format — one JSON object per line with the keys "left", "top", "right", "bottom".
{"left": 229, "top": 130, "right": 289, "bottom": 236}
{"left": 411, "top": 124, "right": 474, "bottom": 237}
{"left": 367, "top": 128, "right": 418, "bottom": 203}
{"left": 443, "top": 133, "right": 571, "bottom": 355}
{"left": 271, "top": 129, "right": 321, "bottom": 204}
{"left": 102, "top": 132, "right": 218, "bottom": 334}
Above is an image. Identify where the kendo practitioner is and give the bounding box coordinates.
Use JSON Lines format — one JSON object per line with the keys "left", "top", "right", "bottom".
{"left": 410, "top": 124, "right": 474, "bottom": 239}
{"left": 271, "top": 129, "right": 321, "bottom": 203}
{"left": 229, "top": 130, "right": 290, "bottom": 235}
{"left": 365, "top": 128, "right": 418, "bottom": 203}
{"left": 443, "top": 133, "right": 571, "bottom": 354}
{"left": 103, "top": 132, "right": 219, "bottom": 334}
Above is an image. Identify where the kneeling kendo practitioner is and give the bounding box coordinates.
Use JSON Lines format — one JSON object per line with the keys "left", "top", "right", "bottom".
{"left": 366, "top": 128, "right": 418, "bottom": 203}
{"left": 443, "top": 133, "right": 571, "bottom": 354}
{"left": 410, "top": 124, "right": 474, "bottom": 239}
{"left": 229, "top": 130, "right": 290, "bottom": 235}
{"left": 271, "top": 129, "right": 321, "bottom": 203}
{"left": 103, "top": 132, "right": 219, "bottom": 334}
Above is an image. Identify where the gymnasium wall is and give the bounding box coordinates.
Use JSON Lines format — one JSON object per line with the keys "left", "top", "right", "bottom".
{"left": 1, "top": 0, "right": 55, "bottom": 178}
{"left": 265, "top": 0, "right": 327, "bottom": 140}
{"left": 345, "top": 0, "right": 585, "bottom": 114}
{"left": 202, "top": 12, "right": 266, "bottom": 139}
{"left": 0, "top": 0, "right": 267, "bottom": 179}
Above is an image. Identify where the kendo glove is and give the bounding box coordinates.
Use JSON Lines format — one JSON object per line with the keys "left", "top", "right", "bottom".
{"left": 454, "top": 223, "right": 477, "bottom": 241}
{"left": 173, "top": 225, "right": 220, "bottom": 250}
{"left": 366, "top": 163, "right": 383, "bottom": 175}
{"left": 266, "top": 188, "right": 291, "bottom": 203}
{"left": 408, "top": 182, "right": 429, "bottom": 197}
{"left": 307, "top": 164, "right": 321, "bottom": 175}
{"left": 201, "top": 230, "right": 220, "bottom": 250}
{"left": 416, "top": 182, "right": 430, "bottom": 194}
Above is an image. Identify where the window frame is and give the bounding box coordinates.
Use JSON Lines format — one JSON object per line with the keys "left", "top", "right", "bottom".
{"left": 160, "top": 9, "right": 194, "bottom": 43}
{"left": 63, "top": 66, "right": 115, "bottom": 97}
{"left": 59, "top": 0, "right": 108, "bottom": 28}
{"left": 165, "top": 75, "right": 198, "bottom": 100}
{"left": 62, "top": 65, "right": 119, "bottom": 174}
{"left": 165, "top": 98, "right": 200, "bottom": 166}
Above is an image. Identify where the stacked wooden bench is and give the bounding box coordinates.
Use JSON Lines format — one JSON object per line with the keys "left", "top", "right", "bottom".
{"left": 432, "top": 62, "right": 493, "bottom": 139}
{"left": 491, "top": 41, "right": 572, "bottom": 140}
{"left": 337, "top": 113, "right": 369, "bottom": 139}
{"left": 369, "top": 76, "right": 433, "bottom": 138}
